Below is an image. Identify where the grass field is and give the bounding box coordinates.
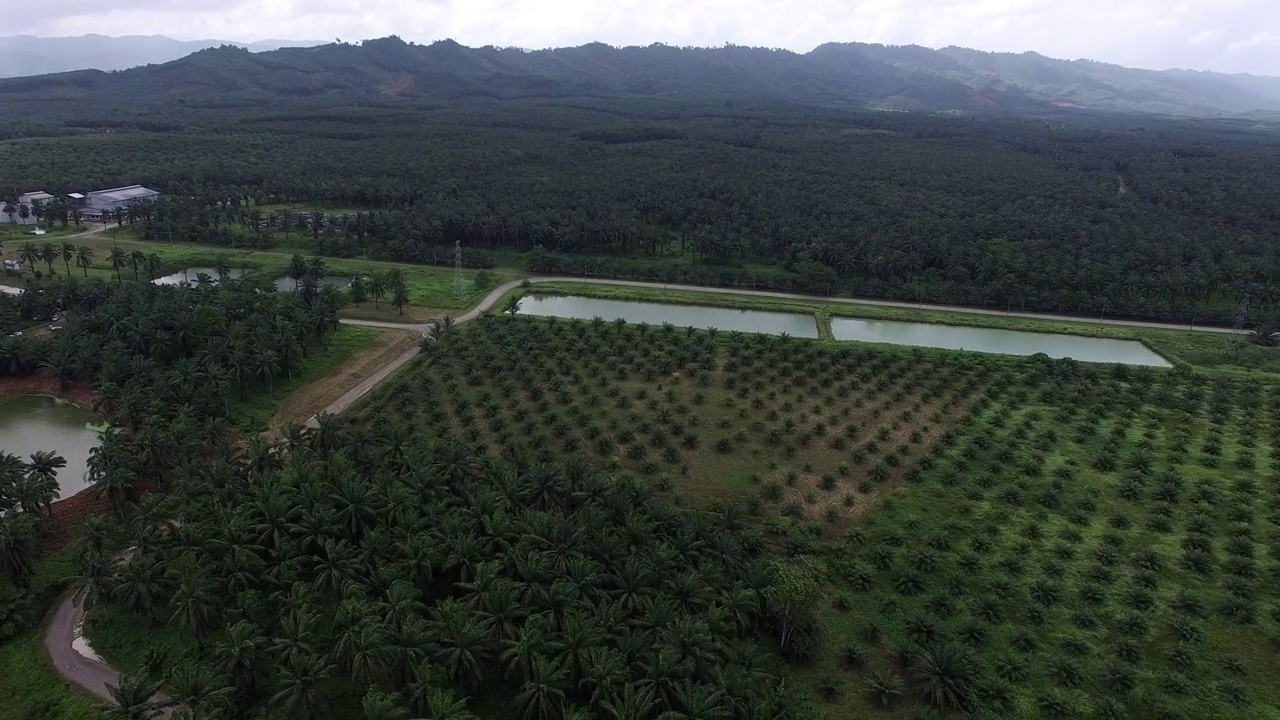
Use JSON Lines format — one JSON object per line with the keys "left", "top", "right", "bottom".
{"left": 230, "top": 324, "right": 381, "bottom": 433}
{"left": 0, "top": 551, "right": 99, "bottom": 720}
{"left": 17, "top": 228, "right": 524, "bottom": 311}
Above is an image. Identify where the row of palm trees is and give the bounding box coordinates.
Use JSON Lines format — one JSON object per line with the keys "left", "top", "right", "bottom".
{"left": 3, "top": 241, "right": 98, "bottom": 278}
{"left": 818, "top": 361, "right": 1279, "bottom": 716}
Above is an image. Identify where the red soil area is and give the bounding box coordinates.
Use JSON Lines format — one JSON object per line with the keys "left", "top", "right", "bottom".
{"left": 0, "top": 375, "right": 104, "bottom": 551}
{"left": 0, "top": 375, "right": 94, "bottom": 407}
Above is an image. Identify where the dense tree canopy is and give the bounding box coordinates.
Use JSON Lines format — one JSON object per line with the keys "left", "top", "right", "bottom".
{"left": 2, "top": 98, "right": 1278, "bottom": 324}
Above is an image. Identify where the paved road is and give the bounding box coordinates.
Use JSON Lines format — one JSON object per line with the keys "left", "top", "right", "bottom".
{"left": 44, "top": 591, "right": 173, "bottom": 716}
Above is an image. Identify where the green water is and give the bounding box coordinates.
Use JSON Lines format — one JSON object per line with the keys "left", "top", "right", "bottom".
{"left": 0, "top": 395, "right": 103, "bottom": 498}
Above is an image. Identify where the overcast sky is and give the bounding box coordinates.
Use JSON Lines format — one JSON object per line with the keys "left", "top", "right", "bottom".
{"left": 6, "top": 0, "right": 1279, "bottom": 75}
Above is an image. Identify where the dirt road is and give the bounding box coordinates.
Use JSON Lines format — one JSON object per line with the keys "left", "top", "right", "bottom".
{"left": 340, "top": 276, "right": 1233, "bottom": 336}
{"left": 45, "top": 591, "right": 173, "bottom": 717}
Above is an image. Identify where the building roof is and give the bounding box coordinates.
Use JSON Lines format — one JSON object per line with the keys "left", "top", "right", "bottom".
{"left": 66, "top": 193, "right": 85, "bottom": 199}
{"left": 19, "top": 191, "right": 54, "bottom": 203}
{"left": 85, "top": 185, "right": 159, "bottom": 204}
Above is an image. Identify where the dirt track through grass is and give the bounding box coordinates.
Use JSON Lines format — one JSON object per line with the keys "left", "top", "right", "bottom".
{"left": 266, "top": 329, "right": 420, "bottom": 438}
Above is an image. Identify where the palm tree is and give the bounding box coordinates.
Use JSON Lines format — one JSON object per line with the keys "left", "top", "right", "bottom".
{"left": 503, "top": 296, "right": 523, "bottom": 316}
{"left": 145, "top": 253, "right": 163, "bottom": 281}
{"left": 130, "top": 250, "right": 146, "bottom": 281}
{"left": 214, "top": 620, "right": 266, "bottom": 699}
{"left": 361, "top": 688, "right": 409, "bottom": 720}
{"left": 109, "top": 247, "right": 128, "bottom": 283}
{"left": 342, "top": 272, "right": 367, "bottom": 303}
{"left": 104, "top": 674, "right": 166, "bottom": 720}
{"left": 369, "top": 273, "right": 387, "bottom": 309}
{"left": 907, "top": 643, "right": 974, "bottom": 712}
{"left": 60, "top": 242, "right": 76, "bottom": 275}
{"left": 170, "top": 576, "right": 219, "bottom": 642}
{"left": 271, "top": 654, "right": 333, "bottom": 720}
{"left": 18, "top": 243, "right": 38, "bottom": 274}
{"left": 40, "top": 242, "right": 58, "bottom": 273}
{"left": 76, "top": 245, "right": 94, "bottom": 277}
{"left": 169, "top": 667, "right": 233, "bottom": 720}
{"left": 515, "top": 656, "right": 567, "bottom": 720}
{"left": 25, "top": 450, "right": 65, "bottom": 515}
{"left": 1250, "top": 320, "right": 1280, "bottom": 347}
{"left": 0, "top": 513, "right": 38, "bottom": 587}
{"left": 393, "top": 283, "right": 410, "bottom": 315}
{"left": 2, "top": 202, "right": 14, "bottom": 224}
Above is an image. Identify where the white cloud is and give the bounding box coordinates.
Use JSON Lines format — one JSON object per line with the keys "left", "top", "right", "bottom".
{"left": 9, "top": 0, "right": 1280, "bottom": 75}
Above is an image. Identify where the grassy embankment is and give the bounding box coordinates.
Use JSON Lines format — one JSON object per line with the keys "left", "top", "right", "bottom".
{"left": 525, "top": 281, "right": 1280, "bottom": 377}
{"left": 230, "top": 324, "right": 380, "bottom": 434}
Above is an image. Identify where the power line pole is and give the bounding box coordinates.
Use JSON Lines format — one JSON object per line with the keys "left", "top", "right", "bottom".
{"left": 453, "top": 238, "right": 465, "bottom": 297}
{"left": 1227, "top": 295, "right": 1250, "bottom": 357}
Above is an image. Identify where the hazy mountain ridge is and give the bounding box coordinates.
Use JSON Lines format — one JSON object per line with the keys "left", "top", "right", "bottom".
{"left": 1, "top": 35, "right": 1278, "bottom": 117}
{"left": 0, "top": 34, "right": 324, "bottom": 78}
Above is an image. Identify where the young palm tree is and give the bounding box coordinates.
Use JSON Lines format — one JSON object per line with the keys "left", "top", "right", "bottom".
{"left": 16, "top": 242, "right": 38, "bottom": 274}
{"left": 75, "top": 245, "right": 94, "bottom": 277}
{"left": 108, "top": 247, "right": 128, "bottom": 283}
{"left": 369, "top": 273, "right": 387, "bottom": 308}
{"left": 145, "top": 253, "right": 163, "bottom": 281}
{"left": 104, "top": 674, "right": 166, "bottom": 720}
{"left": 907, "top": 643, "right": 974, "bottom": 712}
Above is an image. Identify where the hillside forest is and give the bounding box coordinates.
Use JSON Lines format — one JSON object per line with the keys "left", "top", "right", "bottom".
{"left": 0, "top": 39, "right": 1278, "bottom": 326}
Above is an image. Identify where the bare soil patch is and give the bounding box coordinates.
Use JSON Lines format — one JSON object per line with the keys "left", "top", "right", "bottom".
{"left": 266, "top": 329, "right": 420, "bottom": 438}
{"left": 0, "top": 376, "right": 95, "bottom": 407}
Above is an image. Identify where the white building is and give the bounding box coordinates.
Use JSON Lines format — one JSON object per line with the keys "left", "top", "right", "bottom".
{"left": 1, "top": 191, "right": 54, "bottom": 225}
{"left": 84, "top": 185, "right": 160, "bottom": 212}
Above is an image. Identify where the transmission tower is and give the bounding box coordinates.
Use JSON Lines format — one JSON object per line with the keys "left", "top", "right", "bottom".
{"left": 452, "top": 238, "right": 465, "bottom": 296}
{"left": 1227, "top": 295, "right": 1250, "bottom": 356}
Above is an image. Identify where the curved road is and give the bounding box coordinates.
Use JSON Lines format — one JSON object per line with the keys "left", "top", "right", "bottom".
{"left": 48, "top": 273, "right": 1233, "bottom": 705}
{"left": 45, "top": 590, "right": 174, "bottom": 717}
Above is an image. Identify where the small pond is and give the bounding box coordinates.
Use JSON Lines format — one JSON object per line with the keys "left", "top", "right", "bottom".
{"left": 518, "top": 295, "right": 819, "bottom": 337}
{"left": 273, "top": 276, "right": 352, "bottom": 293}
{"left": 830, "top": 317, "right": 1171, "bottom": 367}
{"left": 152, "top": 267, "right": 252, "bottom": 286}
{"left": 0, "top": 395, "right": 104, "bottom": 498}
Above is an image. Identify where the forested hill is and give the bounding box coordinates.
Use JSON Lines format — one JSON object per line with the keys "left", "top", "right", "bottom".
{"left": 0, "top": 34, "right": 323, "bottom": 79}
{"left": 3, "top": 36, "right": 1279, "bottom": 117}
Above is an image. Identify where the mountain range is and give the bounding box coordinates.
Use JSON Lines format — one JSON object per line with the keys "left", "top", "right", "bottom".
{"left": 2, "top": 35, "right": 1279, "bottom": 118}
{"left": 0, "top": 34, "right": 324, "bottom": 78}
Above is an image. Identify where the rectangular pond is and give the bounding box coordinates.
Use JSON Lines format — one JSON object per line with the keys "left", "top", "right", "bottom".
{"left": 518, "top": 295, "right": 820, "bottom": 338}
{"left": 273, "top": 276, "right": 352, "bottom": 293}
{"left": 830, "top": 317, "right": 1171, "bottom": 367}
{"left": 152, "top": 267, "right": 252, "bottom": 286}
